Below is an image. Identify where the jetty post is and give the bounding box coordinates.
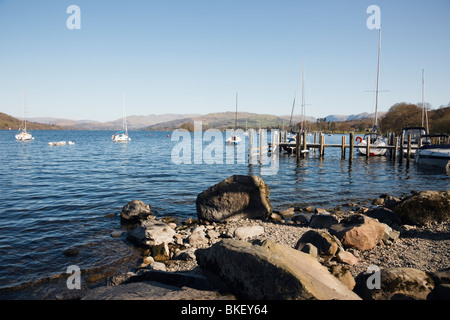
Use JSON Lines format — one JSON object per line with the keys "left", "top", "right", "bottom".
{"left": 341, "top": 135, "right": 346, "bottom": 159}
{"left": 302, "top": 131, "right": 307, "bottom": 158}
{"left": 407, "top": 133, "right": 412, "bottom": 160}
{"left": 349, "top": 132, "right": 354, "bottom": 162}
{"left": 365, "top": 136, "right": 370, "bottom": 158}
{"left": 319, "top": 133, "right": 325, "bottom": 159}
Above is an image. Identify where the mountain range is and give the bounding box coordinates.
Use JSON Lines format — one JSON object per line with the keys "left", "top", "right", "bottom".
{"left": 3, "top": 111, "right": 384, "bottom": 131}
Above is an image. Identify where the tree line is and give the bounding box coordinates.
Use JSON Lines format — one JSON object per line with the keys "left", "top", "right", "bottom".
{"left": 293, "top": 102, "right": 450, "bottom": 135}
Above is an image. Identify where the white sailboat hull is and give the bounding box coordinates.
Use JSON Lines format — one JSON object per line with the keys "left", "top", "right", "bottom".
{"left": 357, "top": 139, "right": 388, "bottom": 156}
{"left": 112, "top": 133, "right": 130, "bottom": 142}
{"left": 15, "top": 131, "right": 33, "bottom": 141}
{"left": 226, "top": 136, "right": 241, "bottom": 145}
{"left": 415, "top": 146, "right": 450, "bottom": 170}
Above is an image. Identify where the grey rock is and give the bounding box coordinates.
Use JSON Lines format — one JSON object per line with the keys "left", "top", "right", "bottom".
{"left": 120, "top": 200, "right": 152, "bottom": 224}
{"left": 196, "top": 175, "right": 272, "bottom": 222}
{"left": 195, "top": 239, "right": 361, "bottom": 300}
{"left": 127, "top": 220, "right": 176, "bottom": 247}
{"left": 309, "top": 213, "right": 339, "bottom": 229}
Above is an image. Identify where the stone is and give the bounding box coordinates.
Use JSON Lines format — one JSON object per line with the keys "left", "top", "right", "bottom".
{"left": 354, "top": 267, "right": 435, "bottom": 300}
{"left": 365, "top": 206, "right": 402, "bottom": 229}
{"left": 372, "top": 198, "right": 385, "bottom": 206}
{"left": 279, "top": 207, "right": 295, "bottom": 218}
{"left": 188, "top": 226, "right": 209, "bottom": 247}
{"left": 120, "top": 200, "right": 152, "bottom": 224}
{"left": 111, "top": 230, "right": 125, "bottom": 238}
{"left": 382, "top": 224, "right": 400, "bottom": 244}
{"left": 151, "top": 242, "right": 170, "bottom": 261}
{"left": 127, "top": 220, "right": 176, "bottom": 247}
{"left": 298, "top": 243, "right": 318, "bottom": 257}
{"left": 334, "top": 250, "right": 358, "bottom": 266}
{"left": 295, "top": 230, "right": 340, "bottom": 261}
{"left": 82, "top": 281, "right": 235, "bottom": 300}
{"left": 148, "top": 261, "right": 167, "bottom": 272}
{"left": 329, "top": 214, "right": 386, "bottom": 251}
{"left": 329, "top": 265, "right": 356, "bottom": 290}
{"left": 173, "top": 248, "right": 197, "bottom": 261}
{"left": 195, "top": 239, "right": 361, "bottom": 300}
{"left": 196, "top": 175, "right": 272, "bottom": 222}
{"left": 63, "top": 247, "right": 79, "bottom": 257}
{"left": 391, "top": 190, "right": 450, "bottom": 225}
{"left": 292, "top": 214, "right": 308, "bottom": 225}
{"left": 233, "top": 225, "right": 265, "bottom": 240}
{"left": 309, "top": 213, "right": 339, "bottom": 229}
{"left": 430, "top": 267, "right": 450, "bottom": 285}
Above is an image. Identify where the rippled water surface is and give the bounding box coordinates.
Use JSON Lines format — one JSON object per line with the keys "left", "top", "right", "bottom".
{"left": 0, "top": 129, "right": 448, "bottom": 291}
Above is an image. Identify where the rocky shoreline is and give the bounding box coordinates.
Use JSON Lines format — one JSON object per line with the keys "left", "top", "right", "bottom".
{"left": 81, "top": 177, "right": 449, "bottom": 300}
{"left": 2, "top": 176, "right": 449, "bottom": 300}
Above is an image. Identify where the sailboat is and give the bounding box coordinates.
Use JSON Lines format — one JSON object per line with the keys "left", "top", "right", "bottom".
{"left": 357, "top": 28, "right": 388, "bottom": 156}
{"left": 226, "top": 93, "right": 242, "bottom": 145}
{"left": 15, "top": 90, "right": 33, "bottom": 141}
{"left": 111, "top": 93, "right": 131, "bottom": 142}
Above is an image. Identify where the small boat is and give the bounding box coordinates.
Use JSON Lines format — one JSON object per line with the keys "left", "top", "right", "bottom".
{"left": 282, "top": 135, "right": 297, "bottom": 154}
{"left": 112, "top": 94, "right": 131, "bottom": 142}
{"left": 226, "top": 134, "right": 242, "bottom": 145}
{"left": 15, "top": 90, "right": 33, "bottom": 141}
{"left": 401, "top": 126, "right": 430, "bottom": 156}
{"left": 415, "top": 135, "right": 450, "bottom": 171}
{"left": 48, "top": 141, "right": 66, "bottom": 146}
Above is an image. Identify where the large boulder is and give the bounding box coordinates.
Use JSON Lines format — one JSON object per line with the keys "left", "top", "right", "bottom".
{"left": 195, "top": 239, "right": 361, "bottom": 300}
{"left": 196, "top": 175, "right": 272, "bottom": 222}
{"left": 391, "top": 191, "right": 450, "bottom": 225}
{"left": 121, "top": 200, "right": 152, "bottom": 224}
{"left": 329, "top": 214, "right": 386, "bottom": 251}
{"left": 127, "top": 220, "right": 176, "bottom": 247}
{"left": 354, "top": 267, "right": 435, "bottom": 300}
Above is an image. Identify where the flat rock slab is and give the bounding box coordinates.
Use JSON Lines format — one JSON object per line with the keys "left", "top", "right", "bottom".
{"left": 195, "top": 239, "right": 361, "bottom": 300}
{"left": 82, "top": 281, "right": 235, "bottom": 300}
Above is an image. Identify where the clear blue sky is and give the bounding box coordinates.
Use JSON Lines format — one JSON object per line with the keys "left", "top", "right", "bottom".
{"left": 0, "top": 0, "right": 449, "bottom": 122}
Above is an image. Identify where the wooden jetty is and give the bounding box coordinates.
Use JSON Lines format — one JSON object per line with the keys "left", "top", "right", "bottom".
{"left": 248, "top": 129, "right": 427, "bottom": 164}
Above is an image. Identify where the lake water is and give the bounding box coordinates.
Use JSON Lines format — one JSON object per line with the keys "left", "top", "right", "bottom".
{"left": 0, "top": 129, "right": 448, "bottom": 295}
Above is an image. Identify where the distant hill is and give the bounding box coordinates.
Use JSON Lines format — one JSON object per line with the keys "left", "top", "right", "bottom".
{"left": 13, "top": 111, "right": 385, "bottom": 131}
{"left": 0, "top": 113, "right": 65, "bottom": 130}
{"left": 29, "top": 113, "right": 201, "bottom": 131}
{"left": 323, "top": 112, "right": 386, "bottom": 122}
{"left": 143, "top": 112, "right": 302, "bottom": 131}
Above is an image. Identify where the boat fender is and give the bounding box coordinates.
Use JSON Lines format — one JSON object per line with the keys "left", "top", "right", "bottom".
{"left": 356, "top": 136, "right": 363, "bottom": 143}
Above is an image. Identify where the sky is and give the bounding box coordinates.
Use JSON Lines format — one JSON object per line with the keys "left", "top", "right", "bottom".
{"left": 0, "top": 0, "right": 449, "bottom": 122}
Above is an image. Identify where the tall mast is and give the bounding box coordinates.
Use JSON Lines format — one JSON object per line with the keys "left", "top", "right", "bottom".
{"left": 301, "top": 58, "right": 305, "bottom": 133}
{"left": 422, "top": 69, "right": 429, "bottom": 134}
{"left": 235, "top": 92, "right": 238, "bottom": 130}
{"left": 23, "top": 89, "right": 27, "bottom": 132}
{"left": 373, "top": 28, "right": 381, "bottom": 132}
{"left": 289, "top": 93, "right": 296, "bottom": 131}
{"left": 123, "top": 93, "right": 127, "bottom": 133}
